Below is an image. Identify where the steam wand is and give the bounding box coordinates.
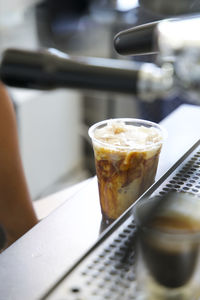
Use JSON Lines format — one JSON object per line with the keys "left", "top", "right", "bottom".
{"left": 0, "top": 48, "right": 172, "bottom": 102}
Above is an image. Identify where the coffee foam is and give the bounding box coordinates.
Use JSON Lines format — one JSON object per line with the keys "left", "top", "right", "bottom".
{"left": 94, "top": 120, "right": 162, "bottom": 150}
{"left": 156, "top": 196, "right": 200, "bottom": 226}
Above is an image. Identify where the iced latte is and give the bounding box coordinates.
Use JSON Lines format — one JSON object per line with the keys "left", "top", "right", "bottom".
{"left": 89, "top": 118, "right": 165, "bottom": 220}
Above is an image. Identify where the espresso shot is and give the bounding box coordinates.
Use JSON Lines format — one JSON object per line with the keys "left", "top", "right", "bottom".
{"left": 140, "top": 214, "right": 199, "bottom": 288}
{"left": 134, "top": 192, "right": 200, "bottom": 299}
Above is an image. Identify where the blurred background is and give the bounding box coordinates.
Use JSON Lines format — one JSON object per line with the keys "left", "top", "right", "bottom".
{"left": 0, "top": 0, "right": 198, "bottom": 201}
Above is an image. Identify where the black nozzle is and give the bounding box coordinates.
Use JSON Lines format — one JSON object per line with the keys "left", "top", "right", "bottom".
{"left": 114, "top": 21, "right": 159, "bottom": 56}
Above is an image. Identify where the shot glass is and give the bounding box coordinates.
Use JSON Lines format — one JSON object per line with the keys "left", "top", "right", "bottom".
{"left": 133, "top": 192, "right": 200, "bottom": 300}
{"left": 88, "top": 118, "right": 166, "bottom": 221}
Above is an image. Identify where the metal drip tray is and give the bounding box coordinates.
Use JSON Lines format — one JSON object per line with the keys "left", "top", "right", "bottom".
{"left": 42, "top": 140, "right": 200, "bottom": 300}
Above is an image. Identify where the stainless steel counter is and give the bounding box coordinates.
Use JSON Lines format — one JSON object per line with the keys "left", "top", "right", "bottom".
{"left": 0, "top": 104, "right": 200, "bottom": 300}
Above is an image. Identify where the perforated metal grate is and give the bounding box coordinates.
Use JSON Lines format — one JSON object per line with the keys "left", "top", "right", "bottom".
{"left": 43, "top": 141, "right": 200, "bottom": 300}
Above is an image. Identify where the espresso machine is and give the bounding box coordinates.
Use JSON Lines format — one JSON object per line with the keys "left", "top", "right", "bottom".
{"left": 1, "top": 14, "right": 200, "bottom": 103}
{"left": 1, "top": 1, "right": 200, "bottom": 299}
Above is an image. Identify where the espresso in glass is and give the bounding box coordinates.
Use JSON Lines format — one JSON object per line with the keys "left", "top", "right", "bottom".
{"left": 134, "top": 192, "right": 200, "bottom": 298}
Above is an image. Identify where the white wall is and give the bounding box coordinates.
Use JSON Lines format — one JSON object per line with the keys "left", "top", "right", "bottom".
{"left": 10, "top": 88, "right": 83, "bottom": 200}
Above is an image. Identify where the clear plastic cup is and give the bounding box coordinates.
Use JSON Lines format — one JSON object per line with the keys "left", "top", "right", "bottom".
{"left": 88, "top": 118, "right": 166, "bottom": 221}
{"left": 133, "top": 192, "right": 200, "bottom": 300}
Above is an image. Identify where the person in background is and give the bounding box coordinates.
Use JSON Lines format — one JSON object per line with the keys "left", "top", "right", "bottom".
{"left": 0, "top": 82, "right": 38, "bottom": 251}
